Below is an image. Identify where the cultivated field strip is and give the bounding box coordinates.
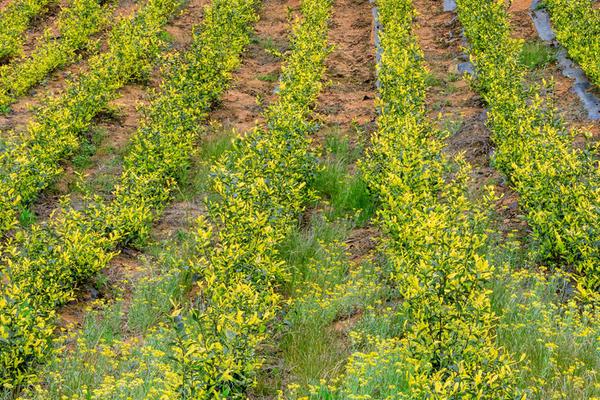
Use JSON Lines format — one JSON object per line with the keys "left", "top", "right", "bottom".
{"left": 544, "top": 0, "right": 600, "bottom": 88}
{"left": 0, "top": 0, "right": 56, "bottom": 61}
{"left": 0, "top": 0, "right": 111, "bottom": 111}
{"left": 157, "top": 0, "right": 332, "bottom": 395}
{"left": 0, "top": 0, "right": 183, "bottom": 236}
{"left": 13, "top": 0, "right": 333, "bottom": 397}
{"left": 455, "top": 0, "right": 600, "bottom": 293}
{"left": 312, "top": 0, "right": 518, "bottom": 397}
{"left": 207, "top": 0, "right": 292, "bottom": 133}
{"left": 0, "top": 0, "right": 258, "bottom": 390}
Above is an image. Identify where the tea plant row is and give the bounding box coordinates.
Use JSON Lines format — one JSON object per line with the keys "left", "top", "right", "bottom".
{"left": 545, "top": 0, "right": 600, "bottom": 87}
{"left": 456, "top": 0, "right": 600, "bottom": 293}
{"left": 0, "top": 0, "right": 56, "bottom": 60}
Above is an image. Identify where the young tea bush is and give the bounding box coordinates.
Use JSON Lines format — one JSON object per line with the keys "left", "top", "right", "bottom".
{"left": 0, "top": 0, "right": 56, "bottom": 61}
{"left": 544, "top": 0, "right": 600, "bottom": 87}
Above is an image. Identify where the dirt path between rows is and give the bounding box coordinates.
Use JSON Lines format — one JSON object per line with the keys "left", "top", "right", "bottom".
{"left": 316, "top": 0, "right": 376, "bottom": 136}
{"left": 208, "top": 0, "right": 296, "bottom": 134}
{"left": 413, "top": 0, "right": 528, "bottom": 236}
{"left": 316, "top": 0, "right": 377, "bottom": 262}
{"left": 17, "top": 0, "right": 66, "bottom": 60}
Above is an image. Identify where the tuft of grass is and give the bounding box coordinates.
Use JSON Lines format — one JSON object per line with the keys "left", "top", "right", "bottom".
{"left": 176, "top": 126, "right": 235, "bottom": 200}
{"left": 273, "top": 214, "right": 390, "bottom": 394}
{"left": 18, "top": 208, "right": 36, "bottom": 227}
{"left": 519, "top": 41, "right": 556, "bottom": 69}
{"left": 312, "top": 131, "right": 374, "bottom": 225}
{"left": 72, "top": 128, "right": 106, "bottom": 170}
{"left": 424, "top": 72, "right": 443, "bottom": 87}
{"left": 277, "top": 217, "right": 352, "bottom": 388}
{"left": 257, "top": 72, "right": 279, "bottom": 82}
{"left": 127, "top": 261, "right": 191, "bottom": 334}
{"left": 253, "top": 34, "right": 282, "bottom": 58}
{"left": 280, "top": 216, "right": 350, "bottom": 294}
{"left": 440, "top": 114, "right": 464, "bottom": 137}
{"left": 447, "top": 72, "right": 460, "bottom": 82}
{"left": 431, "top": 98, "right": 452, "bottom": 110}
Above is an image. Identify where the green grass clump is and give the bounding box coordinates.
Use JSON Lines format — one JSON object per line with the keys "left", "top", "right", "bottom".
{"left": 519, "top": 41, "right": 556, "bottom": 69}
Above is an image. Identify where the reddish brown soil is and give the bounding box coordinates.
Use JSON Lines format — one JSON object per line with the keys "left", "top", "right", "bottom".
{"left": 154, "top": 200, "right": 207, "bottom": 239}
{"left": 165, "top": 0, "right": 209, "bottom": 50}
{"left": 208, "top": 0, "right": 298, "bottom": 134}
{"left": 542, "top": 66, "right": 600, "bottom": 140}
{"left": 332, "top": 309, "right": 363, "bottom": 333}
{"left": 507, "top": 0, "right": 536, "bottom": 40}
{"left": 346, "top": 226, "right": 379, "bottom": 262}
{"left": 315, "top": 0, "right": 376, "bottom": 137}
{"left": 314, "top": 0, "right": 377, "bottom": 260}
{"left": 414, "top": 0, "right": 528, "bottom": 236}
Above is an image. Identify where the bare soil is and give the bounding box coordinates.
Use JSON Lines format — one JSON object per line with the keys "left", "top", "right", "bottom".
{"left": 208, "top": 0, "right": 298, "bottom": 134}
{"left": 315, "top": 0, "right": 376, "bottom": 137}
{"left": 18, "top": 1, "right": 65, "bottom": 60}
{"left": 507, "top": 0, "right": 536, "bottom": 40}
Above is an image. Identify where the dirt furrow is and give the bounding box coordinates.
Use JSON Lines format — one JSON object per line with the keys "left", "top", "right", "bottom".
{"left": 315, "top": 0, "right": 376, "bottom": 146}
{"left": 413, "top": 0, "right": 528, "bottom": 235}
{"left": 207, "top": 0, "right": 296, "bottom": 134}
{"left": 315, "top": 0, "right": 377, "bottom": 262}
